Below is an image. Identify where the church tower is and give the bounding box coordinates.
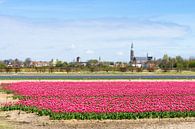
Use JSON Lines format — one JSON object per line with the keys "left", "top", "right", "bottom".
{"left": 130, "top": 43, "right": 134, "bottom": 63}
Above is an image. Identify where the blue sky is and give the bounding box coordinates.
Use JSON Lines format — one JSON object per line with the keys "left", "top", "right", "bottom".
{"left": 0, "top": 0, "right": 195, "bottom": 61}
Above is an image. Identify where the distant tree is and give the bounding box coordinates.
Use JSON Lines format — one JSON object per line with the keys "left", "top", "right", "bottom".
{"left": 175, "top": 56, "right": 184, "bottom": 63}
{"left": 170, "top": 57, "right": 176, "bottom": 69}
{"left": 13, "top": 58, "right": 22, "bottom": 68}
{"left": 87, "top": 59, "right": 99, "bottom": 66}
{"left": 62, "top": 62, "right": 69, "bottom": 70}
{"left": 128, "top": 66, "right": 134, "bottom": 72}
{"left": 49, "top": 67, "right": 54, "bottom": 73}
{"left": 41, "top": 67, "right": 46, "bottom": 73}
{"left": 182, "top": 60, "right": 189, "bottom": 70}
{"left": 102, "top": 65, "right": 111, "bottom": 72}
{"left": 65, "top": 66, "right": 71, "bottom": 73}
{"left": 24, "top": 58, "right": 31, "bottom": 67}
{"left": 56, "top": 61, "right": 64, "bottom": 67}
{"left": 5, "top": 67, "right": 11, "bottom": 73}
{"left": 119, "top": 66, "right": 128, "bottom": 72}
{"left": 35, "top": 67, "right": 38, "bottom": 72}
{"left": 147, "top": 66, "right": 155, "bottom": 72}
{"left": 0, "top": 62, "right": 6, "bottom": 72}
{"left": 136, "top": 67, "right": 143, "bottom": 72}
{"left": 176, "top": 63, "right": 183, "bottom": 72}
{"left": 160, "top": 54, "right": 171, "bottom": 72}
{"left": 189, "top": 61, "right": 195, "bottom": 68}
{"left": 175, "top": 56, "right": 184, "bottom": 72}
{"left": 86, "top": 59, "right": 99, "bottom": 72}
{"left": 0, "top": 62, "right": 6, "bottom": 69}
{"left": 14, "top": 68, "right": 21, "bottom": 73}
{"left": 88, "top": 66, "right": 98, "bottom": 72}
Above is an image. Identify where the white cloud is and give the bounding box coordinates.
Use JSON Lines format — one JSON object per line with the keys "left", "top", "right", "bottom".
{"left": 0, "top": 16, "right": 192, "bottom": 61}
{"left": 70, "top": 44, "right": 76, "bottom": 49}
{"left": 116, "top": 52, "right": 124, "bottom": 56}
{"left": 85, "top": 50, "right": 94, "bottom": 54}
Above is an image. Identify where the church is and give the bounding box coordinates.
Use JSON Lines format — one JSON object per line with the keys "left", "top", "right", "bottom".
{"left": 130, "top": 43, "right": 153, "bottom": 68}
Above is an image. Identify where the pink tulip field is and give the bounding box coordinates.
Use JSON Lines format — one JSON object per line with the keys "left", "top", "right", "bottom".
{"left": 1, "top": 81, "right": 195, "bottom": 119}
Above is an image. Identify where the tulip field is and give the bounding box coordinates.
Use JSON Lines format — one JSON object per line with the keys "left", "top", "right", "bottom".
{"left": 1, "top": 81, "right": 195, "bottom": 119}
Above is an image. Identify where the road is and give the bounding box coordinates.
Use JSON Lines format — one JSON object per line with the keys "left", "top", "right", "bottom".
{"left": 1, "top": 75, "right": 195, "bottom": 79}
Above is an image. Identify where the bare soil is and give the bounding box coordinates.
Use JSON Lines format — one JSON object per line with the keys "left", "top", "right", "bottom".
{"left": 0, "top": 90, "right": 18, "bottom": 107}
{"left": 0, "top": 81, "right": 194, "bottom": 129}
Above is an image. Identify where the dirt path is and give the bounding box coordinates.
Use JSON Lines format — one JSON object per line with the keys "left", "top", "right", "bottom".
{"left": 0, "top": 89, "right": 18, "bottom": 108}
{"left": 0, "top": 111, "right": 194, "bottom": 129}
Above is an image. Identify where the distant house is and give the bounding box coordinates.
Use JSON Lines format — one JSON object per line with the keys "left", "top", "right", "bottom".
{"left": 4, "top": 59, "right": 24, "bottom": 68}
{"left": 115, "top": 62, "right": 128, "bottom": 67}
{"left": 102, "top": 61, "right": 115, "bottom": 67}
{"left": 50, "top": 59, "right": 58, "bottom": 67}
{"left": 130, "top": 43, "right": 154, "bottom": 68}
{"left": 79, "top": 62, "right": 87, "bottom": 66}
{"left": 4, "top": 60, "right": 12, "bottom": 67}
{"left": 75, "top": 57, "right": 87, "bottom": 66}
{"left": 30, "top": 61, "right": 50, "bottom": 67}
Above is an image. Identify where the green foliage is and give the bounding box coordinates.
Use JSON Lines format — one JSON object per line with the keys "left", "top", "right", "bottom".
{"left": 0, "top": 89, "right": 14, "bottom": 94}
{"left": 55, "top": 61, "right": 68, "bottom": 67}
{"left": 12, "top": 95, "right": 25, "bottom": 100}
{"left": 176, "top": 63, "right": 183, "bottom": 72}
{"left": 0, "top": 105, "right": 194, "bottom": 120}
{"left": 0, "top": 62, "right": 6, "bottom": 69}
{"left": 189, "top": 61, "right": 195, "bottom": 68}
{"left": 87, "top": 59, "right": 99, "bottom": 66}
{"left": 119, "top": 67, "right": 128, "bottom": 72}
{"left": 136, "top": 67, "right": 143, "bottom": 72}
{"left": 159, "top": 54, "right": 171, "bottom": 72}
{"left": 24, "top": 58, "right": 32, "bottom": 67}
{"left": 0, "top": 87, "right": 25, "bottom": 100}
{"left": 157, "top": 55, "right": 190, "bottom": 72}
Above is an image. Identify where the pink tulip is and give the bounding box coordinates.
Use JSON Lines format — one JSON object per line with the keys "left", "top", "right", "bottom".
{"left": 3, "top": 81, "right": 195, "bottom": 113}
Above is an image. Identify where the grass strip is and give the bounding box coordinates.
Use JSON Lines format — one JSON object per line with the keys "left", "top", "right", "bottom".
{"left": 0, "top": 105, "right": 195, "bottom": 120}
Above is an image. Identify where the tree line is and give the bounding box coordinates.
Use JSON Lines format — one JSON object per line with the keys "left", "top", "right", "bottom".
{"left": 0, "top": 55, "right": 195, "bottom": 73}
{"left": 157, "top": 54, "right": 195, "bottom": 72}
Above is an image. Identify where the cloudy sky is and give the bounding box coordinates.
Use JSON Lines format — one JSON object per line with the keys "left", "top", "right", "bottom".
{"left": 0, "top": 0, "right": 195, "bottom": 62}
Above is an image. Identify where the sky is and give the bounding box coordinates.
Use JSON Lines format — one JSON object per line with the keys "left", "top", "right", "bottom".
{"left": 0, "top": 0, "right": 195, "bottom": 62}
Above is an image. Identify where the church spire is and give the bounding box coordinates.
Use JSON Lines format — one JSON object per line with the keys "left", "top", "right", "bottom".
{"left": 131, "top": 42, "right": 134, "bottom": 49}
{"left": 130, "top": 42, "right": 134, "bottom": 63}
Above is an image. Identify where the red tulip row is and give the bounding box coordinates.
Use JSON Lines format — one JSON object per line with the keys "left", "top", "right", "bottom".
{"left": 4, "top": 81, "right": 195, "bottom": 113}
